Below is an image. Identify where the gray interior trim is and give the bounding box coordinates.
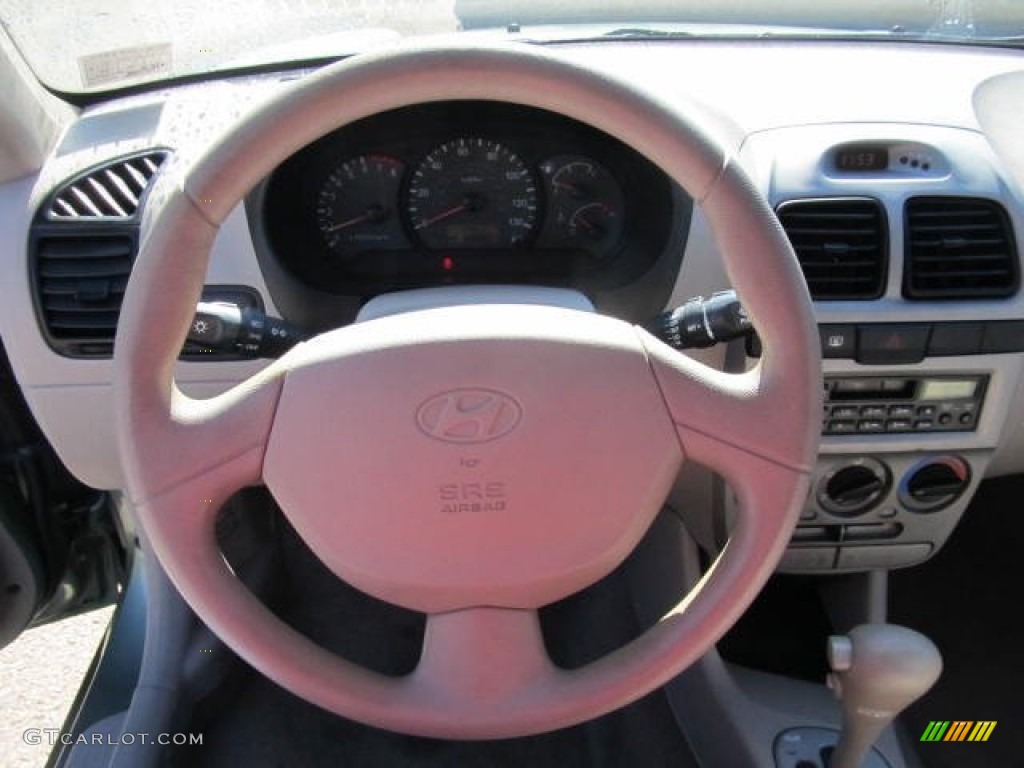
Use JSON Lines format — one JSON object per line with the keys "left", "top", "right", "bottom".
{"left": 975, "top": 69, "right": 1024, "bottom": 199}
{"left": 357, "top": 285, "right": 595, "bottom": 322}
{"left": 0, "top": 25, "right": 73, "bottom": 183}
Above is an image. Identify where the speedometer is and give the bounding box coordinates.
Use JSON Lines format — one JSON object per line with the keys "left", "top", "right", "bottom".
{"left": 407, "top": 138, "right": 538, "bottom": 249}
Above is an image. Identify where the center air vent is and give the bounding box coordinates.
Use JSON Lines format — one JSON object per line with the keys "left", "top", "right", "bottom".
{"left": 47, "top": 150, "right": 168, "bottom": 220}
{"left": 776, "top": 198, "right": 887, "bottom": 300}
{"left": 904, "top": 197, "right": 1019, "bottom": 299}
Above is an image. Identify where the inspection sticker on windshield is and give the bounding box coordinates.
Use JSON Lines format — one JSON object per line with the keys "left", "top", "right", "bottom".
{"left": 79, "top": 43, "right": 172, "bottom": 89}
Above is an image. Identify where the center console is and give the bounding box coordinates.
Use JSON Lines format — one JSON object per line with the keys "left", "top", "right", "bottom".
{"left": 728, "top": 123, "right": 1024, "bottom": 576}
{"left": 778, "top": 337, "right": 1020, "bottom": 573}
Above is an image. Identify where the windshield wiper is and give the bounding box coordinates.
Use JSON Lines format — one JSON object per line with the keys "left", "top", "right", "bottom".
{"left": 513, "top": 20, "right": 1024, "bottom": 49}
{"left": 599, "top": 27, "right": 695, "bottom": 39}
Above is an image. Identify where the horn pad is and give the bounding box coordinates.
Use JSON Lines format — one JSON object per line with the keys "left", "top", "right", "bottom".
{"left": 262, "top": 305, "right": 684, "bottom": 614}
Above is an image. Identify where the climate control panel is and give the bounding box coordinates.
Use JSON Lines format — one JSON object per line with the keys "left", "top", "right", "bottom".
{"left": 780, "top": 451, "right": 984, "bottom": 574}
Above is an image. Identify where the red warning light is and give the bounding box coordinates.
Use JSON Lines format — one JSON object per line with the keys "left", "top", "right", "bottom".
{"left": 442, "top": 256, "right": 455, "bottom": 271}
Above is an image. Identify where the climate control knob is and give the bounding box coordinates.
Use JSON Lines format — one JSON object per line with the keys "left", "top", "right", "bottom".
{"left": 817, "top": 458, "right": 890, "bottom": 517}
{"left": 900, "top": 456, "right": 971, "bottom": 513}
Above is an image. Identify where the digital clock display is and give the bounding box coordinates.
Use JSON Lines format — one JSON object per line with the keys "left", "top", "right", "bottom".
{"left": 833, "top": 145, "right": 889, "bottom": 172}
{"left": 919, "top": 379, "right": 977, "bottom": 401}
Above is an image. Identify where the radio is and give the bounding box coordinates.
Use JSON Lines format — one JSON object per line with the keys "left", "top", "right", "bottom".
{"left": 822, "top": 375, "right": 987, "bottom": 435}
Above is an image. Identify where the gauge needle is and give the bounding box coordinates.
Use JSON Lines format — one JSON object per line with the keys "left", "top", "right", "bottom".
{"left": 326, "top": 205, "right": 385, "bottom": 232}
{"left": 553, "top": 180, "right": 587, "bottom": 198}
{"left": 574, "top": 215, "right": 606, "bottom": 239}
{"left": 571, "top": 203, "right": 610, "bottom": 239}
{"left": 415, "top": 197, "right": 477, "bottom": 230}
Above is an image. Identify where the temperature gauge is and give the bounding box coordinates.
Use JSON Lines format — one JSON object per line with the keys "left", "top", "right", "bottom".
{"left": 567, "top": 201, "right": 617, "bottom": 241}
{"left": 538, "top": 155, "right": 625, "bottom": 260}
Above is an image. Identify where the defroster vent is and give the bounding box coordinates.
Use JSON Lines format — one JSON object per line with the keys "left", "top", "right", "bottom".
{"left": 777, "top": 198, "right": 887, "bottom": 300}
{"left": 904, "top": 197, "right": 1019, "bottom": 299}
{"left": 47, "top": 151, "right": 168, "bottom": 220}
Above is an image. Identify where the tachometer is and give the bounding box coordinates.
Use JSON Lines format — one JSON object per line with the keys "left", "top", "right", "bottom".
{"left": 316, "top": 154, "right": 408, "bottom": 255}
{"left": 407, "top": 138, "right": 538, "bottom": 249}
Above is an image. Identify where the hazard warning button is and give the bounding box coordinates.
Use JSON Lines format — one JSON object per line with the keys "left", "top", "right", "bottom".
{"left": 856, "top": 324, "right": 931, "bottom": 365}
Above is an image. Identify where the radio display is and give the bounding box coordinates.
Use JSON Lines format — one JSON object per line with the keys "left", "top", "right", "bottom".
{"left": 920, "top": 379, "right": 977, "bottom": 401}
{"left": 833, "top": 144, "right": 889, "bottom": 172}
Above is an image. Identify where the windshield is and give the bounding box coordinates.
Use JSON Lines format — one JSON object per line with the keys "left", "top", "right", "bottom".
{"left": 2, "top": 0, "right": 1022, "bottom": 94}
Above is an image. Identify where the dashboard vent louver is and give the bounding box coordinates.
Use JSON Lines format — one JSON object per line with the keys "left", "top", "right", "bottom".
{"left": 904, "top": 197, "right": 1019, "bottom": 299}
{"left": 32, "top": 234, "right": 135, "bottom": 355}
{"left": 47, "top": 151, "right": 168, "bottom": 220}
{"left": 776, "top": 198, "right": 887, "bottom": 300}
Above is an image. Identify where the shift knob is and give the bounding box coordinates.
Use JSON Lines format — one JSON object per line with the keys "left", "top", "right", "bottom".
{"left": 827, "top": 624, "right": 942, "bottom": 768}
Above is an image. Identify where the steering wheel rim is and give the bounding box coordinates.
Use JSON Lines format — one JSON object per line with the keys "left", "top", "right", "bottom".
{"left": 114, "top": 42, "right": 821, "bottom": 739}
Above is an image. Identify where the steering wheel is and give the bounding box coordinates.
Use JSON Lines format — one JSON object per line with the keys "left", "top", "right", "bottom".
{"left": 114, "top": 43, "right": 820, "bottom": 740}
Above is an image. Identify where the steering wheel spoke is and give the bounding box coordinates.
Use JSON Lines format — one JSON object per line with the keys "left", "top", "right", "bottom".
{"left": 414, "top": 608, "right": 556, "bottom": 710}
{"left": 642, "top": 336, "right": 819, "bottom": 476}
{"left": 120, "top": 368, "right": 284, "bottom": 505}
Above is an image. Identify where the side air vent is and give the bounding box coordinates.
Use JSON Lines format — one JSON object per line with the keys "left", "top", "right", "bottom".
{"left": 31, "top": 150, "right": 171, "bottom": 357}
{"left": 31, "top": 233, "right": 135, "bottom": 356}
{"left": 47, "top": 151, "right": 168, "bottom": 220}
{"left": 777, "top": 198, "right": 887, "bottom": 300}
{"left": 904, "top": 197, "right": 1019, "bottom": 299}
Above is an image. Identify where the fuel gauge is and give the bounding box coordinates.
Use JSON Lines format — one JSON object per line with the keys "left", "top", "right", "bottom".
{"left": 539, "top": 155, "right": 625, "bottom": 260}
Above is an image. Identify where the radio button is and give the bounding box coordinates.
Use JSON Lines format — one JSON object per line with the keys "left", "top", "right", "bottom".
{"left": 887, "top": 419, "right": 913, "bottom": 431}
{"left": 914, "top": 419, "right": 934, "bottom": 430}
{"left": 827, "top": 420, "right": 858, "bottom": 434}
{"left": 858, "top": 419, "right": 885, "bottom": 432}
{"left": 959, "top": 413, "right": 974, "bottom": 425}
{"left": 938, "top": 413, "right": 953, "bottom": 426}
{"left": 917, "top": 405, "right": 937, "bottom": 417}
{"left": 889, "top": 404, "right": 915, "bottom": 418}
{"left": 861, "top": 405, "right": 888, "bottom": 418}
{"left": 832, "top": 405, "right": 860, "bottom": 419}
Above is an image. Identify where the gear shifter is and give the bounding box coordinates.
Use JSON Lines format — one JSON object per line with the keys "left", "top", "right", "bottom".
{"left": 826, "top": 624, "right": 942, "bottom": 768}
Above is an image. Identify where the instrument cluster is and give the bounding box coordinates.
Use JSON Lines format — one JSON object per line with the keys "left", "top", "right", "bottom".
{"left": 315, "top": 141, "right": 625, "bottom": 259}
{"left": 260, "top": 101, "right": 676, "bottom": 299}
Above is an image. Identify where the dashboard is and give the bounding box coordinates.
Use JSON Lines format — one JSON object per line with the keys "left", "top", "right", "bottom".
{"left": 3, "top": 38, "right": 1024, "bottom": 578}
